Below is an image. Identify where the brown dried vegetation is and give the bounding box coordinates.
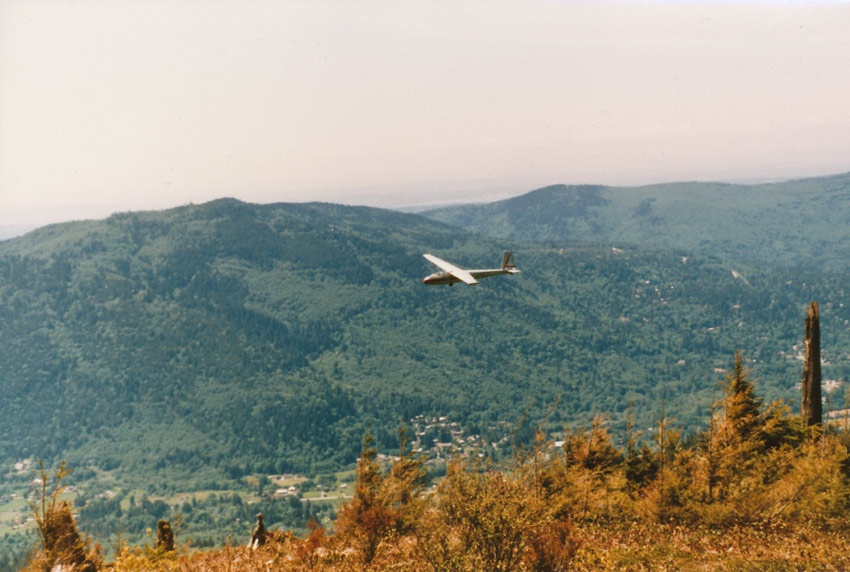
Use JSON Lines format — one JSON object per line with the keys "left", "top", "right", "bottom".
{"left": 24, "top": 354, "right": 850, "bottom": 571}
{"left": 23, "top": 461, "right": 100, "bottom": 572}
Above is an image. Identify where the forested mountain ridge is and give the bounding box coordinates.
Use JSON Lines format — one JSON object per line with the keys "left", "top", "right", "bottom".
{"left": 2, "top": 197, "right": 850, "bottom": 486}
{"left": 423, "top": 171, "right": 850, "bottom": 271}
{"left": 5, "top": 197, "right": 850, "bottom": 568}
{"left": 1, "top": 199, "right": 464, "bottom": 474}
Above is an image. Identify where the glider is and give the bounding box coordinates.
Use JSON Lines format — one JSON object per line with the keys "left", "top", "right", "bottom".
{"left": 422, "top": 251, "right": 520, "bottom": 286}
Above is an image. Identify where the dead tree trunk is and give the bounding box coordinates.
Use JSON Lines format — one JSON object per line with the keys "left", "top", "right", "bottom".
{"left": 156, "top": 519, "right": 175, "bottom": 552}
{"left": 801, "top": 301, "right": 822, "bottom": 427}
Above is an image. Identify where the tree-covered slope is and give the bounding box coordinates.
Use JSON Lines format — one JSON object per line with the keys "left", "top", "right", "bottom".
{"left": 1, "top": 198, "right": 849, "bottom": 486}
{"left": 423, "top": 172, "right": 850, "bottom": 271}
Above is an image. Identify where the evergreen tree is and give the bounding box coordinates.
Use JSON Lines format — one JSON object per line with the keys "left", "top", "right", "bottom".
{"left": 722, "top": 350, "right": 762, "bottom": 443}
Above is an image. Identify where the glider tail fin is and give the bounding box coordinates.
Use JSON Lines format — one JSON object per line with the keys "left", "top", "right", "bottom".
{"left": 502, "top": 250, "right": 516, "bottom": 270}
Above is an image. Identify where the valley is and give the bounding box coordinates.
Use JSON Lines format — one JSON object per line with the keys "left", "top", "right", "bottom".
{"left": 3, "top": 173, "right": 850, "bottom": 568}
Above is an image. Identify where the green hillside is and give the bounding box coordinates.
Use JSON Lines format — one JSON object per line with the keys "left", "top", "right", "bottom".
{"left": 2, "top": 198, "right": 850, "bottom": 563}
{"left": 424, "top": 172, "right": 850, "bottom": 271}
{"left": 2, "top": 198, "right": 848, "bottom": 473}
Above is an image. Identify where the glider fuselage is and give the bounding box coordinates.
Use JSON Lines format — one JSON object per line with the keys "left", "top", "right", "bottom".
{"left": 422, "top": 268, "right": 513, "bottom": 285}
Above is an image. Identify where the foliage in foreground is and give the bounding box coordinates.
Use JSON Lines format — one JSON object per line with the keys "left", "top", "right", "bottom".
{"left": 24, "top": 355, "right": 850, "bottom": 571}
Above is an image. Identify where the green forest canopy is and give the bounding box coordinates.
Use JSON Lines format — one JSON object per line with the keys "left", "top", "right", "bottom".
{"left": 2, "top": 197, "right": 848, "bottom": 482}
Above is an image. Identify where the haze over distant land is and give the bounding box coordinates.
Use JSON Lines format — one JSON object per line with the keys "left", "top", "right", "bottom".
{"left": 2, "top": 1, "right": 849, "bottom": 236}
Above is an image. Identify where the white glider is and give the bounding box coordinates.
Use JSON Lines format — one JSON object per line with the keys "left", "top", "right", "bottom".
{"left": 422, "top": 251, "right": 520, "bottom": 286}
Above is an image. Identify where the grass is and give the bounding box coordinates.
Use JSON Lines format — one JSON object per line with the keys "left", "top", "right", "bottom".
{"left": 100, "top": 520, "right": 850, "bottom": 572}
{"left": 567, "top": 521, "right": 850, "bottom": 571}
{"left": 0, "top": 496, "right": 30, "bottom": 535}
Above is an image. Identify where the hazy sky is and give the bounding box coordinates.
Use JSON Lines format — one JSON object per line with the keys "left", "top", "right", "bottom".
{"left": 2, "top": 1, "right": 849, "bottom": 234}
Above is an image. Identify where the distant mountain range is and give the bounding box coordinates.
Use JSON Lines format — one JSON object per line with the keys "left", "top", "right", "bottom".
{"left": 2, "top": 171, "right": 850, "bottom": 491}
{"left": 0, "top": 224, "right": 39, "bottom": 241}
{"left": 424, "top": 172, "right": 850, "bottom": 271}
